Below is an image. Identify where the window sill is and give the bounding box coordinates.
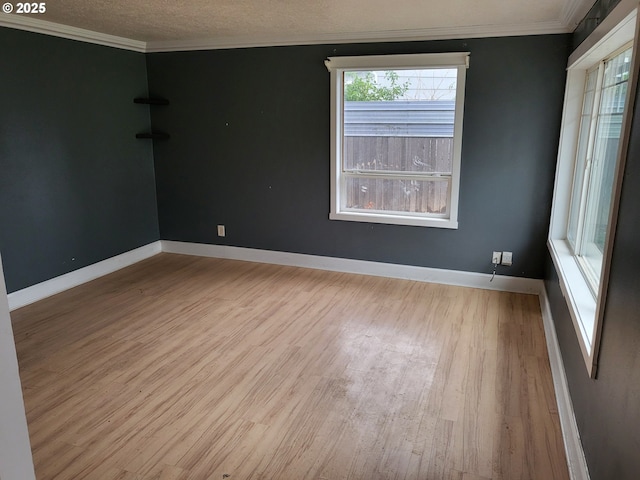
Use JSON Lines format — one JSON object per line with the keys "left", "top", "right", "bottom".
{"left": 330, "top": 211, "right": 458, "bottom": 229}
{"left": 548, "top": 238, "right": 597, "bottom": 372}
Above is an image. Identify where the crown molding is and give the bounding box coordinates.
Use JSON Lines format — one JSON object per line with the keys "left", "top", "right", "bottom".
{"left": 0, "top": 13, "right": 146, "bottom": 52}
{"left": 561, "top": 0, "right": 597, "bottom": 29}
{"left": 0, "top": 13, "right": 570, "bottom": 54}
{"left": 145, "top": 21, "right": 571, "bottom": 52}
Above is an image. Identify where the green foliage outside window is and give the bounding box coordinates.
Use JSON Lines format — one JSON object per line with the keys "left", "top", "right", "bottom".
{"left": 345, "top": 71, "right": 409, "bottom": 101}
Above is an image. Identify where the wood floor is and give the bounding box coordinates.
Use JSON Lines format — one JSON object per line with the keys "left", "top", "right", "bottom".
{"left": 11, "top": 254, "right": 569, "bottom": 480}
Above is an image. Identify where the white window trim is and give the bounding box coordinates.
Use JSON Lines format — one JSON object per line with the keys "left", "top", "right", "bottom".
{"left": 548, "top": 3, "right": 638, "bottom": 377}
{"left": 325, "top": 52, "right": 469, "bottom": 229}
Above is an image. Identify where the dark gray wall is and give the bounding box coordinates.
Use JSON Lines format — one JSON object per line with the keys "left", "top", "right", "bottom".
{"left": 545, "top": 85, "right": 640, "bottom": 477}
{"left": 573, "top": 0, "right": 622, "bottom": 50}
{"left": 0, "top": 28, "right": 160, "bottom": 293}
{"left": 545, "top": 1, "right": 640, "bottom": 478}
{"left": 147, "top": 35, "right": 570, "bottom": 278}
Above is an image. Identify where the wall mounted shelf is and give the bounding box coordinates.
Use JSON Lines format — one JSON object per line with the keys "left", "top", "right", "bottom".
{"left": 134, "top": 96, "right": 170, "bottom": 139}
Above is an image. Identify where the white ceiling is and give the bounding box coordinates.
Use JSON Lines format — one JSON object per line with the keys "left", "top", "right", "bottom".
{"left": 0, "top": 0, "right": 594, "bottom": 52}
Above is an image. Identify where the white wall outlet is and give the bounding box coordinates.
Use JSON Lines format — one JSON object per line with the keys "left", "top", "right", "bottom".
{"left": 502, "top": 251, "right": 513, "bottom": 266}
{"left": 492, "top": 251, "right": 502, "bottom": 265}
{"left": 217, "top": 225, "right": 225, "bottom": 237}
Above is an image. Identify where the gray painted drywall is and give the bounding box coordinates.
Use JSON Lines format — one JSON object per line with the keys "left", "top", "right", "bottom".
{"left": 0, "top": 254, "right": 35, "bottom": 480}
{"left": 147, "top": 35, "right": 570, "bottom": 279}
{"left": 573, "top": 0, "right": 622, "bottom": 50}
{"left": 546, "top": 251, "right": 640, "bottom": 479}
{"left": 0, "top": 27, "right": 160, "bottom": 293}
{"left": 545, "top": 144, "right": 640, "bottom": 477}
{"left": 545, "top": 1, "right": 640, "bottom": 477}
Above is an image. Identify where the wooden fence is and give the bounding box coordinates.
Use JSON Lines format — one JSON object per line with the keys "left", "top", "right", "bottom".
{"left": 343, "top": 136, "right": 453, "bottom": 214}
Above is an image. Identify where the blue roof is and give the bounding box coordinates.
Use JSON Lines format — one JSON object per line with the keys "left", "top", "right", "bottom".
{"left": 344, "top": 100, "right": 455, "bottom": 137}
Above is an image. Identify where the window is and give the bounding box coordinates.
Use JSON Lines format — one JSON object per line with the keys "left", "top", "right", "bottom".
{"left": 549, "top": 6, "right": 637, "bottom": 376}
{"left": 567, "top": 48, "right": 632, "bottom": 294}
{"left": 325, "top": 53, "right": 469, "bottom": 228}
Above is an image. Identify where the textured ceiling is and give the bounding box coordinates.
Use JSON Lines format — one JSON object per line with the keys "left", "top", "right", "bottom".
{"left": 10, "top": 0, "right": 586, "bottom": 45}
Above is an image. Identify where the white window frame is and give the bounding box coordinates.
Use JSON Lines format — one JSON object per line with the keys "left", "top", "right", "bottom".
{"left": 325, "top": 52, "right": 469, "bottom": 229}
{"left": 548, "top": 3, "right": 638, "bottom": 377}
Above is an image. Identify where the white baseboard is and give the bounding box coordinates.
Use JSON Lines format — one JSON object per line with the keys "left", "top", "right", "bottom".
{"left": 539, "top": 287, "right": 590, "bottom": 480}
{"left": 160, "top": 240, "right": 543, "bottom": 295}
{"left": 7, "top": 239, "right": 541, "bottom": 311}
{"left": 7, "top": 241, "right": 161, "bottom": 311}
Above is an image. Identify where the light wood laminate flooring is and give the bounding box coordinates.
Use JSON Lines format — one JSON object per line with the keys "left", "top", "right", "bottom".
{"left": 11, "top": 253, "right": 569, "bottom": 480}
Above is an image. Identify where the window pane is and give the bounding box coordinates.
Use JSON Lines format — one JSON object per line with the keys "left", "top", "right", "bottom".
{"left": 342, "top": 68, "right": 457, "bottom": 216}
{"left": 344, "top": 176, "right": 450, "bottom": 215}
{"left": 567, "top": 69, "right": 598, "bottom": 248}
{"left": 343, "top": 136, "right": 453, "bottom": 174}
{"left": 580, "top": 47, "right": 632, "bottom": 285}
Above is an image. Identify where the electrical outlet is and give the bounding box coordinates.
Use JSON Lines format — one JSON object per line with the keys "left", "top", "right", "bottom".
{"left": 217, "top": 225, "right": 225, "bottom": 237}
{"left": 492, "top": 251, "right": 502, "bottom": 265}
{"left": 501, "top": 251, "right": 513, "bottom": 266}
